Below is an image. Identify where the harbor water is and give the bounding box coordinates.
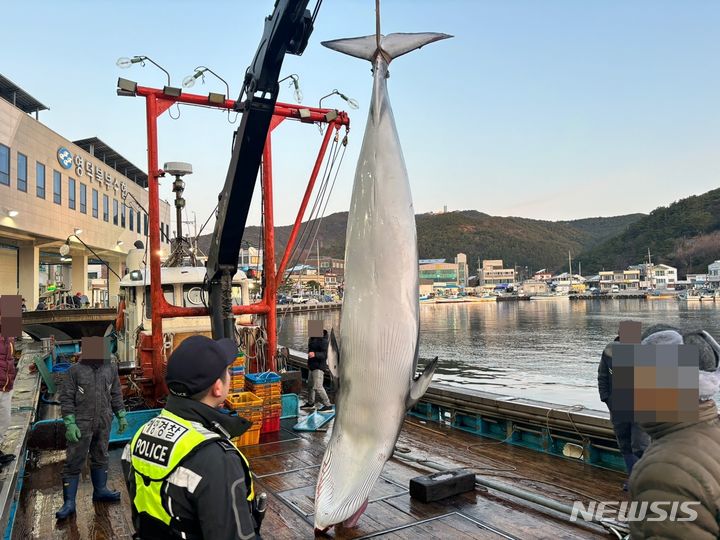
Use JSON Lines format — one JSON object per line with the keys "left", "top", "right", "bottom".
{"left": 277, "top": 299, "right": 720, "bottom": 410}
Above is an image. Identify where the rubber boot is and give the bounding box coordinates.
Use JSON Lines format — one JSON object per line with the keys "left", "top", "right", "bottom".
{"left": 56, "top": 475, "right": 79, "bottom": 519}
{"left": 90, "top": 468, "right": 121, "bottom": 502}
{"left": 622, "top": 453, "right": 638, "bottom": 492}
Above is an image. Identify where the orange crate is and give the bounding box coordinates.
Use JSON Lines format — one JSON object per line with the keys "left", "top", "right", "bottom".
{"left": 263, "top": 404, "right": 282, "bottom": 418}
{"left": 225, "top": 391, "right": 262, "bottom": 410}
{"left": 232, "top": 427, "right": 260, "bottom": 447}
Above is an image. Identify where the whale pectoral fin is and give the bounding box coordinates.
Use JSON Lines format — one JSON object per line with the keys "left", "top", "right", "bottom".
{"left": 327, "top": 328, "right": 340, "bottom": 381}
{"left": 406, "top": 356, "right": 438, "bottom": 410}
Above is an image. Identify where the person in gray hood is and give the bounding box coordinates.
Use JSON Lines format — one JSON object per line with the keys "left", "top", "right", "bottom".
{"left": 629, "top": 326, "right": 720, "bottom": 540}
{"left": 56, "top": 338, "right": 128, "bottom": 519}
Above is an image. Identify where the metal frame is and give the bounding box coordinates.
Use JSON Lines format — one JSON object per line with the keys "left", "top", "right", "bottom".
{"left": 132, "top": 85, "right": 349, "bottom": 397}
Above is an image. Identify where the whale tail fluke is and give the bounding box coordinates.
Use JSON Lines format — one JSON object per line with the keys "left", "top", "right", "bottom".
{"left": 322, "top": 32, "right": 452, "bottom": 63}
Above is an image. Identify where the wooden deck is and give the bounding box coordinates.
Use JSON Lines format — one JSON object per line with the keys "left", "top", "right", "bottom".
{"left": 12, "top": 405, "right": 627, "bottom": 539}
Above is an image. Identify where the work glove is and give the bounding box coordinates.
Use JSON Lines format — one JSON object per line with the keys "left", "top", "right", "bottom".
{"left": 63, "top": 414, "right": 81, "bottom": 443}
{"left": 116, "top": 410, "right": 129, "bottom": 434}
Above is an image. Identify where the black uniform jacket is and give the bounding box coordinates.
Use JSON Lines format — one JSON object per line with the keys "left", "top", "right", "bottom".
{"left": 122, "top": 395, "right": 258, "bottom": 540}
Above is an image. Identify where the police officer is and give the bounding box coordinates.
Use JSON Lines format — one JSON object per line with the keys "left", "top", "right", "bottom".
{"left": 56, "top": 337, "right": 129, "bottom": 519}
{"left": 122, "top": 335, "right": 263, "bottom": 540}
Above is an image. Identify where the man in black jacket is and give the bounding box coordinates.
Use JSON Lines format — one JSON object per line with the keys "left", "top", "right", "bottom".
{"left": 598, "top": 328, "right": 658, "bottom": 491}
{"left": 301, "top": 328, "right": 333, "bottom": 411}
{"left": 122, "top": 335, "right": 263, "bottom": 540}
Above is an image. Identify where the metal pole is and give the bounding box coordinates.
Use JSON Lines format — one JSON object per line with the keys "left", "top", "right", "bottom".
{"left": 145, "top": 94, "right": 166, "bottom": 397}
{"left": 262, "top": 136, "right": 277, "bottom": 372}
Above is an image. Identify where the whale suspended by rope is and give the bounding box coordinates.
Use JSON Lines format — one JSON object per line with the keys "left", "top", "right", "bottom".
{"left": 313, "top": 30, "right": 451, "bottom": 531}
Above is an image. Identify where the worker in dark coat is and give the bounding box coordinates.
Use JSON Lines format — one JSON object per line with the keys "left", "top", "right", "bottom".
{"left": 301, "top": 329, "right": 333, "bottom": 411}
{"left": 122, "top": 335, "right": 263, "bottom": 540}
{"left": 56, "top": 340, "right": 128, "bottom": 519}
{"left": 598, "top": 332, "right": 651, "bottom": 490}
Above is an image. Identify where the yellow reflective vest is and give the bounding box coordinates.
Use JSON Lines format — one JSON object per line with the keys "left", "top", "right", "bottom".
{"left": 130, "top": 409, "right": 254, "bottom": 528}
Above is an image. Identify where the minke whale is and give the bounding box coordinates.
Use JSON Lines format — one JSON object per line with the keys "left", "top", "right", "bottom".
{"left": 314, "top": 31, "right": 451, "bottom": 531}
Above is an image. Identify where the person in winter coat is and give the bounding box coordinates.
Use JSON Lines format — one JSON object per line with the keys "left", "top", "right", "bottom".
{"left": 55, "top": 339, "right": 128, "bottom": 520}
{"left": 598, "top": 335, "right": 651, "bottom": 490}
{"left": 301, "top": 329, "right": 333, "bottom": 411}
{"left": 0, "top": 334, "right": 17, "bottom": 467}
{"left": 629, "top": 327, "right": 720, "bottom": 540}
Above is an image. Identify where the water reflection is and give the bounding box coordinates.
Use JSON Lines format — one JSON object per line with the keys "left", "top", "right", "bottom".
{"left": 277, "top": 300, "right": 720, "bottom": 409}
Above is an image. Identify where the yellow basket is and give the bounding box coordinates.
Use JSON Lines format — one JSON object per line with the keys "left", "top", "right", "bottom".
{"left": 232, "top": 427, "right": 260, "bottom": 447}
{"left": 225, "top": 391, "right": 263, "bottom": 410}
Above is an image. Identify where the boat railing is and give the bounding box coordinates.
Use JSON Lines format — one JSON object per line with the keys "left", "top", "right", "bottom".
{"left": 283, "top": 350, "right": 624, "bottom": 472}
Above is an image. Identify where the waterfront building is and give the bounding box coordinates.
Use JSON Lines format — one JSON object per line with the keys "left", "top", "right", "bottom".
{"left": 708, "top": 261, "right": 720, "bottom": 286}
{"left": 479, "top": 259, "right": 516, "bottom": 289}
{"left": 318, "top": 256, "right": 345, "bottom": 280}
{"left": 648, "top": 263, "right": 678, "bottom": 290}
{"left": 550, "top": 273, "right": 586, "bottom": 293}
{"left": 686, "top": 274, "right": 708, "bottom": 286}
{"left": 533, "top": 269, "right": 553, "bottom": 281}
{"left": 0, "top": 74, "right": 171, "bottom": 307}
{"left": 521, "top": 280, "right": 549, "bottom": 295}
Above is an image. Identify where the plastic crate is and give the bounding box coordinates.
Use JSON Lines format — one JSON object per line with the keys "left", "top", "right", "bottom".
{"left": 262, "top": 403, "right": 282, "bottom": 417}
{"left": 246, "top": 372, "right": 281, "bottom": 384}
{"left": 232, "top": 427, "right": 260, "bottom": 447}
{"left": 261, "top": 414, "right": 280, "bottom": 434}
{"left": 281, "top": 394, "right": 299, "bottom": 419}
{"left": 240, "top": 412, "right": 263, "bottom": 430}
{"left": 225, "top": 391, "right": 263, "bottom": 412}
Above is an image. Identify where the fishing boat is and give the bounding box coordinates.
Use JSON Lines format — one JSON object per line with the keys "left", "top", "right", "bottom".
{"left": 3, "top": 3, "right": 636, "bottom": 539}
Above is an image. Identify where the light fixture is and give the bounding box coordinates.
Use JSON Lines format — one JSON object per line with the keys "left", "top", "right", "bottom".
{"left": 59, "top": 240, "right": 70, "bottom": 257}
{"left": 278, "top": 74, "right": 303, "bottom": 103}
{"left": 116, "top": 240, "right": 124, "bottom": 247}
{"left": 208, "top": 92, "right": 226, "bottom": 105}
{"left": 117, "top": 77, "right": 138, "bottom": 96}
{"left": 163, "top": 86, "right": 182, "bottom": 97}
{"left": 74, "top": 228, "right": 83, "bottom": 235}
{"left": 5, "top": 209, "right": 18, "bottom": 218}
{"left": 60, "top": 257, "right": 72, "bottom": 263}
{"left": 116, "top": 55, "right": 171, "bottom": 86}
{"left": 319, "top": 89, "right": 359, "bottom": 110}
{"left": 182, "top": 66, "right": 230, "bottom": 97}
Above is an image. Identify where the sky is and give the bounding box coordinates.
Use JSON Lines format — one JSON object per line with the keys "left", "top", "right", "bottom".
{"left": 4, "top": 1, "right": 720, "bottom": 230}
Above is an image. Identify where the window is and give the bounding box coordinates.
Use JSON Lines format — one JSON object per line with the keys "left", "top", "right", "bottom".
{"left": 166, "top": 224, "right": 170, "bottom": 243}
{"left": 68, "top": 178, "right": 76, "bottom": 210}
{"left": 0, "top": 144, "right": 9, "bottom": 186}
{"left": 92, "top": 189, "right": 99, "bottom": 218}
{"left": 17, "top": 153, "right": 27, "bottom": 192}
{"left": 113, "top": 199, "right": 118, "bottom": 225}
{"left": 36, "top": 162, "right": 45, "bottom": 199}
{"left": 160, "top": 222, "right": 164, "bottom": 242}
{"left": 121, "top": 203, "right": 126, "bottom": 228}
{"left": 80, "top": 183, "right": 87, "bottom": 213}
{"left": 53, "top": 170, "right": 62, "bottom": 204}
{"left": 129, "top": 208, "right": 134, "bottom": 231}
{"left": 103, "top": 194, "right": 109, "bottom": 222}
{"left": 144, "top": 214, "right": 148, "bottom": 236}
{"left": 137, "top": 211, "right": 141, "bottom": 234}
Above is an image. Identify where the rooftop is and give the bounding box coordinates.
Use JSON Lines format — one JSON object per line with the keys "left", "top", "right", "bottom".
{"left": 0, "top": 74, "right": 49, "bottom": 115}
{"left": 73, "top": 137, "right": 148, "bottom": 188}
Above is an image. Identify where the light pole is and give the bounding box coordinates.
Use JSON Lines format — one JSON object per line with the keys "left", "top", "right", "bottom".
{"left": 60, "top": 235, "right": 122, "bottom": 308}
